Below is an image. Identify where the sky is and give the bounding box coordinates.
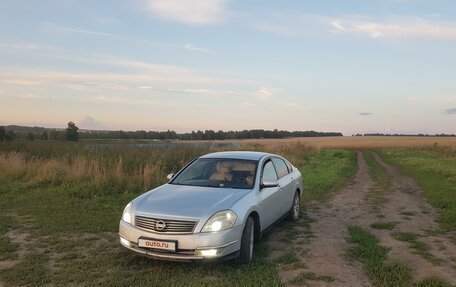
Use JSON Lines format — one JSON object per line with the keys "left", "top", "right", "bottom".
{"left": 0, "top": 0, "right": 455, "bottom": 135}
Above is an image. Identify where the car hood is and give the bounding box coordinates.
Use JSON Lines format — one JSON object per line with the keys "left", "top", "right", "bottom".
{"left": 133, "top": 184, "right": 249, "bottom": 219}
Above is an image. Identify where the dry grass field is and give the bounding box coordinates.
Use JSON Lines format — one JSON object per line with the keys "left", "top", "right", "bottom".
{"left": 180, "top": 136, "right": 456, "bottom": 149}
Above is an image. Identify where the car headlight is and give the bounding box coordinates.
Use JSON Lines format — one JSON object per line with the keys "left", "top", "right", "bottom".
{"left": 201, "top": 210, "right": 237, "bottom": 233}
{"left": 122, "top": 202, "right": 133, "bottom": 224}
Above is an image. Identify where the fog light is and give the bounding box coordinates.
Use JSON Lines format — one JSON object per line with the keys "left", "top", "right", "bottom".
{"left": 195, "top": 248, "right": 219, "bottom": 257}
{"left": 120, "top": 237, "right": 130, "bottom": 247}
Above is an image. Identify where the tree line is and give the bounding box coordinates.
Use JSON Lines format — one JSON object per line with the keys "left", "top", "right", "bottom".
{"left": 353, "top": 133, "right": 456, "bottom": 137}
{"left": 0, "top": 123, "right": 342, "bottom": 141}
{"left": 79, "top": 129, "right": 342, "bottom": 140}
{"left": 0, "top": 122, "right": 79, "bottom": 142}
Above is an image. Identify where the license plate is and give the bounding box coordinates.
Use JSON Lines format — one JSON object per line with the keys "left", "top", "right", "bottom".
{"left": 138, "top": 238, "right": 176, "bottom": 252}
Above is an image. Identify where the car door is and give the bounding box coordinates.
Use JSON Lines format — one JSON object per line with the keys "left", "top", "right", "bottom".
{"left": 257, "top": 159, "right": 283, "bottom": 228}
{"left": 271, "top": 157, "right": 295, "bottom": 215}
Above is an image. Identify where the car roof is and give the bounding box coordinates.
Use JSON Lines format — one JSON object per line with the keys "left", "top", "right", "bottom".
{"left": 200, "top": 151, "right": 271, "bottom": 161}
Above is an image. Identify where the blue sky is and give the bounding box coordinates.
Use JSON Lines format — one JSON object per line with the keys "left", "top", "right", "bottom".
{"left": 0, "top": 0, "right": 455, "bottom": 134}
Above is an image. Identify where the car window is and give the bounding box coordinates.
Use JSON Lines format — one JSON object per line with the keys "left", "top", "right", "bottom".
{"left": 285, "top": 160, "right": 293, "bottom": 173}
{"left": 170, "top": 158, "right": 258, "bottom": 189}
{"left": 272, "top": 158, "right": 289, "bottom": 179}
{"left": 262, "top": 160, "right": 278, "bottom": 181}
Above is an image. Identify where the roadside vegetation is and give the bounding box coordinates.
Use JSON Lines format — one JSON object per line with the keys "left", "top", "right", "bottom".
{"left": 370, "top": 222, "right": 397, "bottom": 230}
{"left": 392, "top": 232, "right": 442, "bottom": 265}
{"left": 348, "top": 225, "right": 412, "bottom": 287}
{"left": 348, "top": 226, "right": 452, "bottom": 287}
{"left": 379, "top": 147, "right": 456, "bottom": 232}
{"left": 364, "top": 151, "right": 392, "bottom": 213}
{"left": 298, "top": 149, "right": 357, "bottom": 202}
{"left": 0, "top": 141, "right": 356, "bottom": 286}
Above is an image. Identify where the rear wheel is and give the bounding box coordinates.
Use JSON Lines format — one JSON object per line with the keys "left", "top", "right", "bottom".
{"left": 238, "top": 217, "right": 254, "bottom": 264}
{"left": 288, "top": 191, "right": 300, "bottom": 221}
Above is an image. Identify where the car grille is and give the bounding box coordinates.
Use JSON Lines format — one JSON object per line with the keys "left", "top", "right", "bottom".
{"left": 135, "top": 215, "right": 197, "bottom": 234}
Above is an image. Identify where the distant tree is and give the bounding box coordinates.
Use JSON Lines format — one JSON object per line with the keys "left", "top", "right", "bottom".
{"left": 41, "top": 131, "right": 48, "bottom": 140}
{"left": 5, "top": 130, "right": 16, "bottom": 141}
{"left": 27, "top": 132, "right": 34, "bottom": 141}
{"left": 49, "top": 129, "right": 61, "bottom": 140}
{"left": 0, "top": 126, "right": 5, "bottom": 141}
{"left": 65, "top": 121, "right": 79, "bottom": 141}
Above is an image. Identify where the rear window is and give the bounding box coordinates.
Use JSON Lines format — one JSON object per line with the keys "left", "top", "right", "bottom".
{"left": 285, "top": 160, "right": 293, "bottom": 172}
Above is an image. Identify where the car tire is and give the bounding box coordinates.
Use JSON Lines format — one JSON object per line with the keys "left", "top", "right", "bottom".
{"left": 238, "top": 216, "right": 254, "bottom": 264}
{"left": 288, "top": 191, "right": 300, "bottom": 221}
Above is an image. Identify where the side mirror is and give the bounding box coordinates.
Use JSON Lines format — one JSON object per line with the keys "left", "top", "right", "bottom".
{"left": 260, "top": 180, "right": 279, "bottom": 189}
{"left": 166, "top": 173, "right": 174, "bottom": 180}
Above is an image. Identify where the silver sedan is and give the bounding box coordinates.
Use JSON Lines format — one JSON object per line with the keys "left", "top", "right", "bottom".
{"left": 119, "top": 151, "right": 303, "bottom": 263}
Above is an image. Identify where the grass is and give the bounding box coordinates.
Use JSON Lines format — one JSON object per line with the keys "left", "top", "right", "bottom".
{"left": 348, "top": 225, "right": 412, "bottom": 287}
{"left": 0, "top": 214, "right": 19, "bottom": 260}
{"left": 400, "top": 211, "right": 417, "bottom": 216}
{"left": 379, "top": 147, "right": 456, "bottom": 231}
{"left": 370, "top": 222, "right": 397, "bottom": 230}
{"left": 289, "top": 271, "right": 335, "bottom": 284}
{"left": 299, "top": 149, "right": 357, "bottom": 202}
{"left": 415, "top": 276, "right": 454, "bottom": 287}
{"left": 274, "top": 251, "right": 300, "bottom": 265}
{"left": 0, "top": 253, "right": 51, "bottom": 286}
{"left": 353, "top": 225, "right": 456, "bottom": 287}
{"left": 392, "top": 232, "right": 418, "bottom": 242}
{"left": 0, "top": 141, "right": 356, "bottom": 286}
{"left": 364, "top": 152, "right": 391, "bottom": 212}
{"left": 392, "top": 232, "right": 442, "bottom": 265}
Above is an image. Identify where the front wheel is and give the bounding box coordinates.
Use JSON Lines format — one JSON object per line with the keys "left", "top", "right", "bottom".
{"left": 288, "top": 191, "right": 300, "bottom": 221}
{"left": 238, "top": 217, "right": 254, "bottom": 264}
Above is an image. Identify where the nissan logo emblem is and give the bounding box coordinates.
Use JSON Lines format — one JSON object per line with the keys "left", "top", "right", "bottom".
{"left": 155, "top": 220, "right": 166, "bottom": 231}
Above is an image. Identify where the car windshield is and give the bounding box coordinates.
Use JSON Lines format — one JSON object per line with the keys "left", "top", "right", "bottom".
{"left": 170, "top": 158, "right": 258, "bottom": 189}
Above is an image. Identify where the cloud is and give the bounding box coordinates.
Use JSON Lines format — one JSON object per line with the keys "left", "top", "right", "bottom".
{"left": 329, "top": 17, "right": 456, "bottom": 39}
{"left": 257, "top": 87, "right": 274, "bottom": 99}
{"left": 0, "top": 43, "right": 57, "bottom": 51}
{"left": 183, "top": 43, "right": 213, "bottom": 53}
{"left": 443, "top": 107, "right": 456, "bottom": 115}
{"left": 243, "top": 13, "right": 456, "bottom": 40}
{"left": 78, "top": 116, "right": 105, "bottom": 130}
{"left": 330, "top": 21, "right": 347, "bottom": 32}
{"left": 44, "top": 22, "right": 116, "bottom": 37}
{"left": 43, "top": 23, "right": 212, "bottom": 53}
{"left": 359, "top": 112, "right": 372, "bottom": 116}
{"left": 3, "top": 79, "right": 41, "bottom": 86}
{"left": 145, "top": 0, "right": 229, "bottom": 25}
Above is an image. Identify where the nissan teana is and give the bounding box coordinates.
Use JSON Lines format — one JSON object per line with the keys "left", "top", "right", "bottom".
{"left": 119, "top": 151, "right": 303, "bottom": 263}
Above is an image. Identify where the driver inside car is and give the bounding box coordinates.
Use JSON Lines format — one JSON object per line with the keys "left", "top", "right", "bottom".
{"left": 210, "top": 162, "right": 233, "bottom": 181}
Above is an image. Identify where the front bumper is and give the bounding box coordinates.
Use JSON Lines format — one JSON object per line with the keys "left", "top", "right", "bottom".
{"left": 118, "top": 220, "right": 242, "bottom": 262}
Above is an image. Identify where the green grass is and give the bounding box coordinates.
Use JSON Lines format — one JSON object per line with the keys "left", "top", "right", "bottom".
{"left": 274, "top": 251, "right": 300, "bottom": 265}
{"left": 415, "top": 276, "right": 454, "bottom": 287}
{"left": 0, "top": 214, "right": 19, "bottom": 260}
{"left": 0, "top": 253, "right": 51, "bottom": 286}
{"left": 0, "top": 141, "right": 357, "bottom": 286}
{"left": 370, "top": 222, "right": 397, "bottom": 230}
{"left": 392, "top": 232, "right": 442, "bottom": 265}
{"left": 379, "top": 147, "right": 456, "bottom": 231}
{"left": 299, "top": 149, "right": 357, "bottom": 202}
{"left": 364, "top": 152, "right": 391, "bottom": 212}
{"left": 289, "top": 271, "right": 335, "bottom": 284}
{"left": 348, "top": 225, "right": 412, "bottom": 287}
{"left": 392, "top": 232, "right": 418, "bottom": 242}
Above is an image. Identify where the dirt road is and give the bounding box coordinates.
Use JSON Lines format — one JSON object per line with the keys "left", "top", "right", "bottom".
{"left": 270, "top": 151, "right": 456, "bottom": 286}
